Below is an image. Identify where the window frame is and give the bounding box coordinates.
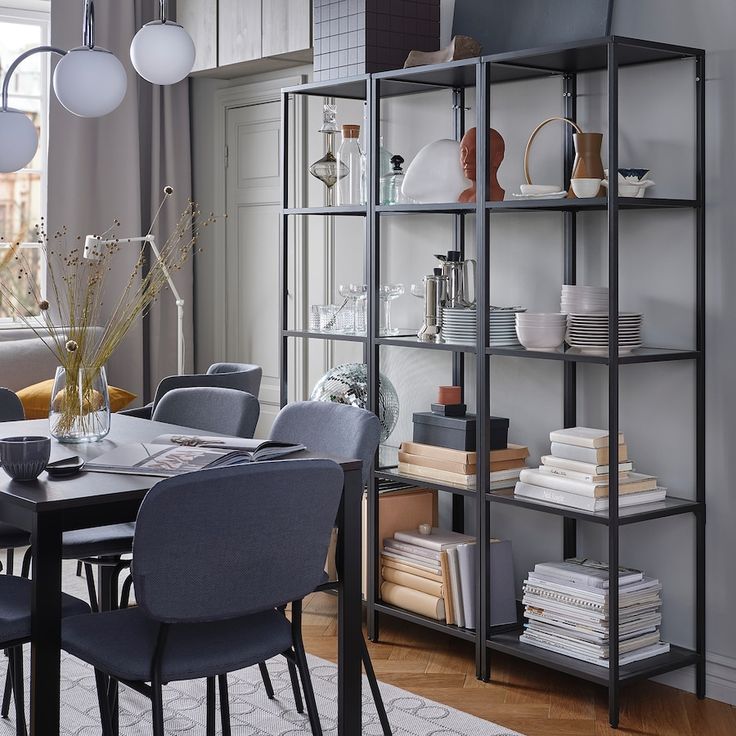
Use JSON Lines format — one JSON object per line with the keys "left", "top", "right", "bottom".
{"left": 0, "top": 2, "right": 50, "bottom": 327}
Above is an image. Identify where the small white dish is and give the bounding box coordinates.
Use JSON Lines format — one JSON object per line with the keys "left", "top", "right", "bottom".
{"left": 520, "top": 184, "right": 560, "bottom": 196}
{"left": 571, "top": 178, "right": 602, "bottom": 198}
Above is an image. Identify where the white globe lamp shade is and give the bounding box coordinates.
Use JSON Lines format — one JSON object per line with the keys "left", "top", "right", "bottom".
{"left": 0, "top": 110, "right": 38, "bottom": 173}
{"left": 53, "top": 47, "right": 128, "bottom": 118}
{"left": 130, "top": 22, "right": 195, "bottom": 85}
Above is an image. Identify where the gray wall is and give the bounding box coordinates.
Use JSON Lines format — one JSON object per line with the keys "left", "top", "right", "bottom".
{"left": 190, "top": 0, "right": 736, "bottom": 703}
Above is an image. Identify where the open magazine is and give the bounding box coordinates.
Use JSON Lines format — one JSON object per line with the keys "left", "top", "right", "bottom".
{"left": 85, "top": 436, "right": 305, "bottom": 477}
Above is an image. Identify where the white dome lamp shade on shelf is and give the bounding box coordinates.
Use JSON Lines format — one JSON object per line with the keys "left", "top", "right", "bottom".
{"left": 53, "top": 1, "right": 127, "bottom": 118}
{"left": 130, "top": 0, "right": 195, "bottom": 85}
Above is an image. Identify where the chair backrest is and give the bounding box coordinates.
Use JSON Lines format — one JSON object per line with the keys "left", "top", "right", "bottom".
{"left": 269, "top": 401, "right": 381, "bottom": 485}
{"left": 152, "top": 363, "right": 262, "bottom": 411}
{"left": 0, "top": 388, "right": 24, "bottom": 422}
{"left": 132, "top": 459, "right": 344, "bottom": 623}
{"left": 152, "top": 387, "right": 260, "bottom": 438}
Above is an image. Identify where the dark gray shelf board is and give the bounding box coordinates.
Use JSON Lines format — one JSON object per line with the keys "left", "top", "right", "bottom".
{"left": 486, "top": 630, "right": 699, "bottom": 686}
{"left": 485, "top": 35, "right": 703, "bottom": 77}
{"left": 282, "top": 75, "right": 368, "bottom": 100}
{"left": 487, "top": 197, "right": 698, "bottom": 212}
{"left": 376, "top": 335, "right": 477, "bottom": 353}
{"left": 283, "top": 206, "right": 366, "bottom": 216}
{"left": 486, "top": 488, "right": 703, "bottom": 526}
{"left": 376, "top": 202, "right": 476, "bottom": 215}
{"left": 374, "top": 602, "right": 477, "bottom": 642}
{"left": 487, "top": 346, "right": 700, "bottom": 365}
{"left": 283, "top": 330, "right": 367, "bottom": 343}
{"left": 375, "top": 468, "right": 477, "bottom": 497}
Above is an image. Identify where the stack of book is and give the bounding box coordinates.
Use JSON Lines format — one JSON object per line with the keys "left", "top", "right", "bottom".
{"left": 514, "top": 427, "right": 666, "bottom": 512}
{"left": 397, "top": 441, "right": 529, "bottom": 489}
{"left": 380, "top": 528, "right": 478, "bottom": 628}
{"left": 520, "top": 558, "right": 670, "bottom": 667}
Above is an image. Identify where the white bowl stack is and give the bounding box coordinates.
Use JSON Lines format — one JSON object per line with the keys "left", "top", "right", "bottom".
{"left": 561, "top": 285, "right": 609, "bottom": 314}
{"left": 515, "top": 313, "right": 567, "bottom": 351}
{"left": 566, "top": 312, "right": 643, "bottom": 354}
{"left": 441, "top": 306, "right": 526, "bottom": 346}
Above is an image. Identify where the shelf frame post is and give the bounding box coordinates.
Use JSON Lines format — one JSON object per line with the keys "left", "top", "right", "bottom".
{"left": 563, "top": 71, "right": 578, "bottom": 560}
{"left": 695, "top": 50, "right": 707, "bottom": 700}
{"left": 367, "top": 75, "right": 381, "bottom": 642}
{"left": 477, "top": 59, "right": 492, "bottom": 682}
{"left": 606, "top": 39, "right": 621, "bottom": 730}
{"left": 279, "top": 90, "right": 291, "bottom": 408}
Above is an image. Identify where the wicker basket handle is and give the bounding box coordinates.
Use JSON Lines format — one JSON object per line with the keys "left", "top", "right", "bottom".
{"left": 524, "top": 117, "right": 583, "bottom": 185}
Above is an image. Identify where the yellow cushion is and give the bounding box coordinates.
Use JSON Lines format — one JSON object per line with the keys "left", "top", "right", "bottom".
{"left": 16, "top": 379, "right": 136, "bottom": 420}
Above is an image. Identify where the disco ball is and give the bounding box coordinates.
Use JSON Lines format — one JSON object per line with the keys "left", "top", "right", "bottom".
{"left": 310, "top": 363, "right": 399, "bottom": 442}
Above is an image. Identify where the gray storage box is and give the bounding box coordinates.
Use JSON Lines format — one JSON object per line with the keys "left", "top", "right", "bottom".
{"left": 412, "top": 412, "right": 509, "bottom": 452}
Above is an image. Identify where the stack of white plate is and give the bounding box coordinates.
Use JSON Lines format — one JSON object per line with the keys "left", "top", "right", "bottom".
{"left": 440, "top": 306, "right": 526, "bottom": 346}
{"left": 566, "top": 312, "right": 643, "bottom": 354}
{"left": 490, "top": 306, "right": 526, "bottom": 347}
{"left": 561, "top": 285, "right": 609, "bottom": 314}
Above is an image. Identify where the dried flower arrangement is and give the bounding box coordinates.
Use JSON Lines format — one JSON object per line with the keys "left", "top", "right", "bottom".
{"left": 0, "top": 187, "right": 217, "bottom": 440}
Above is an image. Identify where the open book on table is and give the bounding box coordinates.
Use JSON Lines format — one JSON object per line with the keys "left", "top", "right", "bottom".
{"left": 85, "top": 436, "right": 305, "bottom": 477}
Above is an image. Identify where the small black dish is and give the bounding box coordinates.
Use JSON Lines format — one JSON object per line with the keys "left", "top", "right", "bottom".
{"left": 45, "top": 456, "right": 85, "bottom": 478}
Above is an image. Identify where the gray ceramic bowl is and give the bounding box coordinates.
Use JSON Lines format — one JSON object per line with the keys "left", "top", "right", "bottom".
{"left": 0, "top": 436, "right": 51, "bottom": 481}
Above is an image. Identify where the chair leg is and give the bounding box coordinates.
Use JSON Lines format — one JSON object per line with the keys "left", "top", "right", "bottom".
{"left": 285, "top": 655, "right": 304, "bottom": 713}
{"left": 151, "top": 676, "right": 165, "bottom": 736}
{"left": 258, "top": 662, "right": 275, "bottom": 699}
{"left": 6, "top": 549, "right": 14, "bottom": 576}
{"left": 361, "top": 636, "right": 392, "bottom": 735}
{"left": 9, "top": 647, "right": 26, "bottom": 736}
{"left": 83, "top": 563, "right": 99, "bottom": 614}
{"left": 20, "top": 549, "right": 31, "bottom": 579}
{"left": 119, "top": 574, "right": 133, "bottom": 609}
{"left": 93, "top": 669, "right": 114, "bottom": 736}
{"left": 218, "top": 675, "right": 231, "bottom": 736}
{"left": 291, "top": 601, "right": 322, "bottom": 736}
{"left": 76, "top": 559, "right": 83, "bottom": 577}
{"left": 206, "top": 677, "right": 216, "bottom": 736}
{"left": 1, "top": 661, "right": 11, "bottom": 719}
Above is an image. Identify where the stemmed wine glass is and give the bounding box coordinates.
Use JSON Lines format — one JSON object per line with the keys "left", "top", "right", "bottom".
{"left": 378, "top": 283, "right": 405, "bottom": 336}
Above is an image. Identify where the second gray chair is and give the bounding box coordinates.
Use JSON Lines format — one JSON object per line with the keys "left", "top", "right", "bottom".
{"left": 122, "top": 362, "right": 262, "bottom": 421}
{"left": 151, "top": 386, "right": 260, "bottom": 438}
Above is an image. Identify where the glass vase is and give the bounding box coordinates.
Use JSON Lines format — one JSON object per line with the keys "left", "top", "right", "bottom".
{"left": 49, "top": 366, "right": 111, "bottom": 443}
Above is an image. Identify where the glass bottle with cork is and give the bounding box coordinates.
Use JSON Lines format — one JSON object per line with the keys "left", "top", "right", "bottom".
{"left": 336, "top": 124, "right": 365, "bottom": 206}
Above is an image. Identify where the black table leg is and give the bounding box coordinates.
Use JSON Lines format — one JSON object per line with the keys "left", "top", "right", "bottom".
{"left": 337, "top": 467, "right": 362, "bottom": 735}
{"left": 98, "top": 564, "right": 120, "bottom": 736}
{"left": 29, "top": 512, "right": 63, "bottom": 736}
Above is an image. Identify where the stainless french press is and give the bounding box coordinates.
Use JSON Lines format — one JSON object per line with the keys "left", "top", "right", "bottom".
{"left": 435, "top": 250, "right": 476, "bottom": 308}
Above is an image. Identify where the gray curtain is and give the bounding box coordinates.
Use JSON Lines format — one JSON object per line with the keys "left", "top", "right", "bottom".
{"left": 47, "top": 0, "right": 193, "bottom": 402}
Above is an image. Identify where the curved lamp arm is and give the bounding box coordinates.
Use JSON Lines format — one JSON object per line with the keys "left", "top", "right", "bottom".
{"left": 1, "top": 45, "right": 67, "bottom": 111}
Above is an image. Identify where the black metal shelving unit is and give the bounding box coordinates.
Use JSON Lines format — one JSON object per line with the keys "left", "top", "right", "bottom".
{"left": 280, "top": 36, "right": 706, "bottom": 728}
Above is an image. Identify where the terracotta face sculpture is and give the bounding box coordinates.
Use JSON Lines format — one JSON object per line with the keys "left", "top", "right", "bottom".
{"left": 458, "top": 127, "right": 506, "bottom": 202}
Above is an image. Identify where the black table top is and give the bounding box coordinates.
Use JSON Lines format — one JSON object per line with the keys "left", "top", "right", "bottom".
{"left": 0, "top": 416, "right": 361, "bottom": 512}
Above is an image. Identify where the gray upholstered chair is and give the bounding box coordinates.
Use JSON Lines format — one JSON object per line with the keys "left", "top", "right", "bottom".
{"left": 62, "top": 459, "right": 343, "bottom": 736}
{"left": 121, "top": 362, "right": 262, "bottom": 420}
{"left": 261, "top": 400, "right": 391, "bottom": 735}
{"left": 151, "top": 386, "right": 260, "bottom": 438}
{"left": 0, "top": 575, "right": 89, "bottom": 735}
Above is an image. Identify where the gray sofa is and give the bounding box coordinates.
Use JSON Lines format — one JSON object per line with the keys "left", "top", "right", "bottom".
{"left": 0, "top": 328, "right": 103, "bottom": 393}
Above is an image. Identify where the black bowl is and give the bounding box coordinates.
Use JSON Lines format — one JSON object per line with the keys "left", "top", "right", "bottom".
{"left": 0, "top": 436, "right": 51, "bottom": 482}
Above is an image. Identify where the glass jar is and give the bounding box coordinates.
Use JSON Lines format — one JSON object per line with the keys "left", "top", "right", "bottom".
{"left": 336, "top": 124, "right": 365, "bottom": 206}
{"left": 49, "top": 365, "right": 111, "bottom": 443}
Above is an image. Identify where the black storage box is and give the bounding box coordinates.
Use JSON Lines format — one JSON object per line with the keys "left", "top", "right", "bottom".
{"left": 412, "top": 412, "right": 509, "bottom": 452}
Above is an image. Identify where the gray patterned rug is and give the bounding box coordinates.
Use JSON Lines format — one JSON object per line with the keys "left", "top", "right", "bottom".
{"left": 2, "top": 652, "right": 522, "bottom": 735}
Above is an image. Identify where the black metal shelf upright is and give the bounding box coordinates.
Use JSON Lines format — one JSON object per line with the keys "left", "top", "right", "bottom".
{"left": 279, "top": 36, "right": 706, "bottom": 728}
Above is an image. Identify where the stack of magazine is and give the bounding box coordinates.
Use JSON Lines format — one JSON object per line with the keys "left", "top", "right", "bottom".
{"left": 514, "top": 427, "right": 666, "bottom": 512}
{"left": 520, "top": 558, "right": 669, "bottom": 667}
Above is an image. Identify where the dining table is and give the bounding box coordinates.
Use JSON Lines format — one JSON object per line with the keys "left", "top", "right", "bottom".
{"left": 0, "top": 414, "right": 364, "bottom": 736}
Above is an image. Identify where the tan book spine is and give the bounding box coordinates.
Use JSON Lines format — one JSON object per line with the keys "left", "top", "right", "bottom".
{"left": 381, "top": 567, "right": 444, "bottom": 597}
{"left": 399, "top": 452, "right": 526, "bottom": 474}
{"left": 401, "top": 441, "right": 530, "bottom": 464}
{"left": 381, "top": 556, "right": 444, "bottom": 582}
{"left": 440, "top": 550, "right": 454, "bottom": 625}
{"left": 398, "top": 462, "right": 474, "bottom": 487}
{"left": 380, "top": 582, "right": 446, "bottom": 621}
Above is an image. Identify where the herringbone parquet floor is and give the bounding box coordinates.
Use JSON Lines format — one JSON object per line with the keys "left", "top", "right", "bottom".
{"left": 302, "top": 593, "right": 736, "bottom": 736}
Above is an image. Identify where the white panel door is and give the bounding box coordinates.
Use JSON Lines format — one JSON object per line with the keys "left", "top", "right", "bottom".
{"left": 225, "top": 101, "right": 281, "bottom": 437}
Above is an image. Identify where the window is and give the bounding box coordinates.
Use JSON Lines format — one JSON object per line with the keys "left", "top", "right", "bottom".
{"left": 0, "top": 2, "right": 49, "bottom": 322}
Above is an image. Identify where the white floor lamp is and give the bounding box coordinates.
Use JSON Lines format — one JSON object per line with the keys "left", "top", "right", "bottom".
{"left": 84, "top": 234, "right": 186, "bottom": 375}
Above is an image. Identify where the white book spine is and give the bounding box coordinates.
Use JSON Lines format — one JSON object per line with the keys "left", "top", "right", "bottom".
{"left": 519, "top": 468, "right": 603, "bottom": 496}
{"left": 457, "top": 543, "right": 476, "bottom": 630}
{"left": 447, "top": 547, "right": 465, "bottom": 629}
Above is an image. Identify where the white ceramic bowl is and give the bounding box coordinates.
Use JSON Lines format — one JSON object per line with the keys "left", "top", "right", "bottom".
{"left": 516, "top": 322, "right": 566, "bottom": 350}
{"left": 520, "top": 184, "right": 561, "bottom": 196}
{"left": 571, "top": 178, "right": 602, "bottom": 198}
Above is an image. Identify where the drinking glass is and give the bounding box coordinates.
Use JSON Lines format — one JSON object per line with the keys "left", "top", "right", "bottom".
{"left": 378, "top": 283, "right": 405, "bottom": 336}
